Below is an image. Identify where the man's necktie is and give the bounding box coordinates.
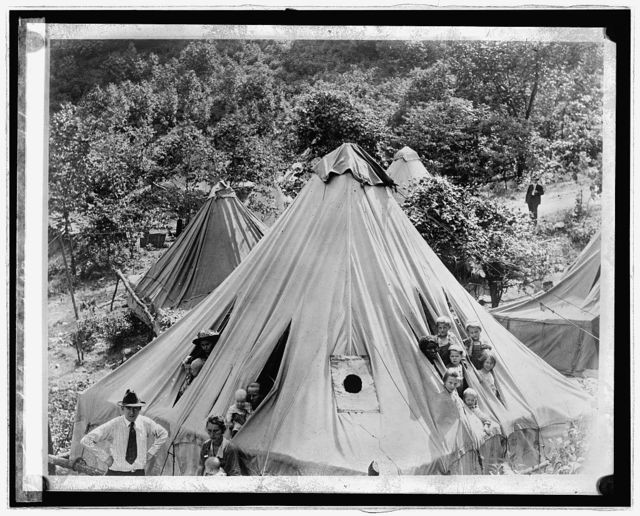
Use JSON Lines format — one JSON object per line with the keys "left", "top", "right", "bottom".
{"left": 126, "top": 422, "right": 137, "bottom": 464}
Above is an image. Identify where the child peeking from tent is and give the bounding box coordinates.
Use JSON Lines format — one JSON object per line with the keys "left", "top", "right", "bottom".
{"left": 435, "top": 315, "right": 464, "bottom": 363}
{"left": 174, "top": 358, "right": 205, "bottom": 405}
{"left": 203, "top": 456, "right": 227, "bottom": 476}
{"left": 462, "top": 388, "right": 496, "bottom": 440}
{"left": 226, "top": 389, "right": 253, "bottom": 437}
{"left": 418, "top": 335, "right": 446, "bottom": 377}
{"left": 477, "top": 350, "right": 500, "bottom": 399}
{"left": 446, "top": 343, "right": 468, "bottom": 398}
{"left": 462, "top": 320, "right": 492, "bottom": 369}
{"left": 443, "top": 369, "right": 465, "bottom": 416}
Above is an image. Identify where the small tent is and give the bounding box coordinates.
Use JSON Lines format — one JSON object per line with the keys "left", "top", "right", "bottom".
{"left": 386, "top": 146, "right": 431, "bottom": 185}
{"left": 491, "top": 232, "right": 601, "bottom": 375}
{"left": 71, "top": 144, "right": 591, "bottom": 476}
{"left": 131, "top": 182, "right": 267, "bottom": 315}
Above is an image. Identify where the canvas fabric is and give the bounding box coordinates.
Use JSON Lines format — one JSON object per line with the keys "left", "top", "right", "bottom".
{"left": 386, "top": 146, "right": 432, "bottom": 186}
{"left": 131, "top": 183, "right": 266, "bottom": 313}
{"left": 72, "top": 144, "right": 592, "bottom": 476}
{"left": 492, "top": 232, "right": 600, "bottom": 374}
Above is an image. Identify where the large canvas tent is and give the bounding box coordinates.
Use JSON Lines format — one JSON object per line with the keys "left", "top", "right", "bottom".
{"left": 491, "top": 232, "right": 601, "bottom": 375}
{"left": 131, "top": 182, "right": 266, "bottom": 314}
{"left": 71, "top": 144, "right": 591, "bottom": 476}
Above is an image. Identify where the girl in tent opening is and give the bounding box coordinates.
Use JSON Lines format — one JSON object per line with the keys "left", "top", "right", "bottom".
{"left": 418, "top": 335, "right": 446, "bottom": 377}
{"left": 443, "top": 369, "right": 465, "bottom": 416}
{"left": 197, "top": 416, "right": 241, "bottom": 476}
{"left": 477, "top": 350, "right": 500, "bottom": 399}
{"left": 463, "top": 320, "right": 492, "bottom": 369}
{"left": 174, "top": 358, "right": 204, "bottom": 405}
{"left": 446, "top": 343, "right": 468, "bottom": 398}
{"left": 435, "top": 316, "right": 463, "bottom": 363}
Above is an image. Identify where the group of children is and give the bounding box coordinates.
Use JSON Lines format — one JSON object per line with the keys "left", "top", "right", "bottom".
{"left": 421, "top": 316, "right": 501, "bottom": 445}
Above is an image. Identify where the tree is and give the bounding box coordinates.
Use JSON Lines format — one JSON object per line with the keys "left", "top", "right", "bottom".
{"left": 293, "top": 89, "right": 385, "bottom": 158}
{"left": 402, "top": 176, "right": 551, "bottom": 307}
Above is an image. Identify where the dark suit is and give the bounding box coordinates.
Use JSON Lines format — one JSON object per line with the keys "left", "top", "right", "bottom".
{"left": 525, "top": 183, "right": 544, "bottom": 220}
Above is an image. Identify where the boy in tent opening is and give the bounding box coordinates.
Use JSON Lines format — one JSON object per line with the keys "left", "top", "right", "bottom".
{"left": 226, "top": 389, "right": 253, "bottom": 437}
{"left": 203, "top": 456, "right": 226, "bottom": 476}
{"left": 463, "top": 320, "right": 492, "bottom": 369}
{"left": 446, "top": 343, "right": 468, "bottom": 398}
{"left": 477, "top": 350, "right": 500, "bottom": 399}
{"left": 435, "top": 316, "right": 463, "bottom": 363}
{"left": 419, "top": 335, "right": 446, "bottom": 377}
{"left": 174, "top": 358, "right": 204, "bottom": 405}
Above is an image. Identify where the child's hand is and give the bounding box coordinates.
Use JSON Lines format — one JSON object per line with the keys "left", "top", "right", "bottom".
{"left": 481, "top": 343, "right": 492, "bottom": 349}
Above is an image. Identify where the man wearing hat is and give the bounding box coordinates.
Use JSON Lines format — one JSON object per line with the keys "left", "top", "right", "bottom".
{"left": 80, "top": 389, "right": 168, "bottom": 476}
{"left": 182, "top": 328, "right": 221, "bottom": 370}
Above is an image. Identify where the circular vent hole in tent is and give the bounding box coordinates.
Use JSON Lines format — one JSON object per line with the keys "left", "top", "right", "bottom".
{"left": 343, "top": 374, "right": 362, "bottom": 394}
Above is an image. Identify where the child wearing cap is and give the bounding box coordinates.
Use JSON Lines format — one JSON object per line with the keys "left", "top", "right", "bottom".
{"left": 463, "top": 320, "right": 492, "bottom": 369}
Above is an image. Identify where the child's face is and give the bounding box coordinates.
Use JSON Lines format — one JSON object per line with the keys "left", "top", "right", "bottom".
{"left": 468, "top": 327, "right": 481, "bottom": 341}
{"left": 449, "top": 350, "right": 462, "bottom": 366}
{"left": 482, "top": 358, "right": 495, "bottom": 372}
{"left": 436, "top": 323, "right": 449, "bottom": 337}
{"left": 425, "top": 345, "right": 438, "bottom": 361}
{"left": 463, "top": 394, "right": 476, "bottom": 408}
{"left": 444, "top": 376, "right": 458, "bottom": 393}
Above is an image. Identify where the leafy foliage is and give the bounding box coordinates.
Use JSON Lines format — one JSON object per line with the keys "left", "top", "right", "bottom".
{"left": 49, "top": 39, "right": 602, "bottom": 277}
{"left": 402, "top": 176, "right": 551, "bottom": 306}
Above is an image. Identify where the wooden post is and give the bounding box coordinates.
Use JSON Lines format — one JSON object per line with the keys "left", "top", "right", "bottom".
{"left": 58, "top": 236, "right": 79, "bottom": 320}
{"left": 109, "top": 277, "right": 120, "bottom": 311}
{"left": 112, "top": 268, "right": 161, "bottom": 336}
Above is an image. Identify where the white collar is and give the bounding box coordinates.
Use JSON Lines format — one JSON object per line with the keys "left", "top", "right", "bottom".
{"left": 122, "top": 415, "right": 142, "bottom": 429}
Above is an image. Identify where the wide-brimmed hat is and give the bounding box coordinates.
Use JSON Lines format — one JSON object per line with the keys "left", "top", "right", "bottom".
{"left": 117, "top": 389, "right": 146, "bottom": 408}
{"left": 193, "top": 329, "right": 220, "bottom": 346}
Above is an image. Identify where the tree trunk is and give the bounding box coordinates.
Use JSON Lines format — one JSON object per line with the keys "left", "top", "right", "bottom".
{"left": 63, "top": 212, "right": 76, "bottom": 276}
{"left": 488, "top": 279, "right": 503, "bottom": 308}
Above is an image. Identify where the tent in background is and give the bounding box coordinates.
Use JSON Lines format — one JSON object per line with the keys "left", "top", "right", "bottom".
{"left": 130, "top": 181, "right": 266, "bottom": 316}
{"left": 491, "top": 232, "right": 601, "bottom": 375}
{"left": 72, "top": 144, "right": 592, "bottom": 476}
{"left": 386, "top": 146, "right": 432, "bottom": 201}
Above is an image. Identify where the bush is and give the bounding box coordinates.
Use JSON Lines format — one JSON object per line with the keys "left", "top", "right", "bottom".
{"left": 68, "top": 316, "right": 99, "bottom": 362}
{"left": 97, "top": 310, "right": 153, "bottom": 351}
{"left": 543, "top": 419, "right": 589, "bottom": 474}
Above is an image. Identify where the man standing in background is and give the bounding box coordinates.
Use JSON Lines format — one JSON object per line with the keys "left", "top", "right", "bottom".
{"left": 525, "top": 176, "right": 545, "bottom": 224}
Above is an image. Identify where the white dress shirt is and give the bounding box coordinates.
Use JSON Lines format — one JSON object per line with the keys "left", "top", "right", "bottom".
{"left": 81, "top": 414, "right": 168, "bottom": 472}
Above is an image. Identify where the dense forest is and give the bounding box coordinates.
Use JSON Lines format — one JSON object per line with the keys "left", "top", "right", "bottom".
{"left": 48, "top": 38, "right": 603, "bottom": 298}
